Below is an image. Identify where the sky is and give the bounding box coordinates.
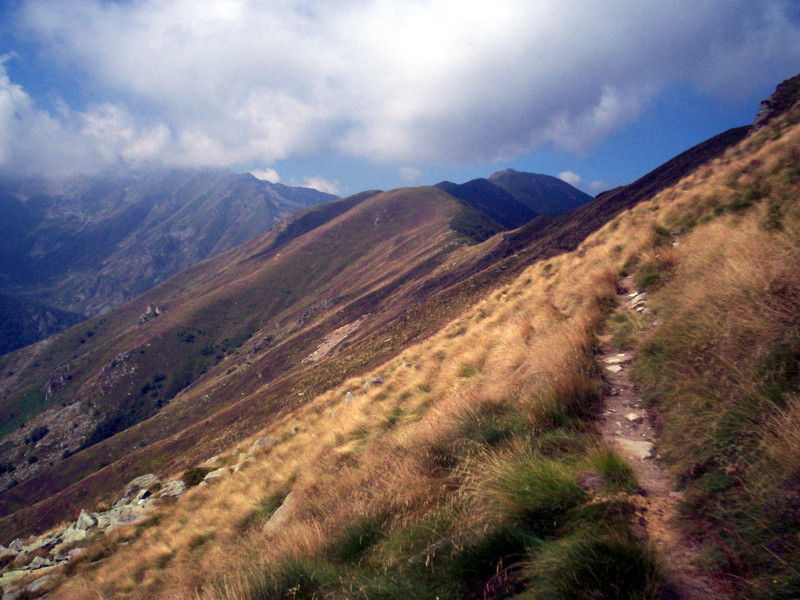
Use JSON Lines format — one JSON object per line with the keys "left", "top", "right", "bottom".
{"left": 1, "top": 1, "right": 799, "bottom": 197}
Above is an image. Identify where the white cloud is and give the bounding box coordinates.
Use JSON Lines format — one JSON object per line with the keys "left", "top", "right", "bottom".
{"left": 558, "top": 170, "right": 582, "bottom": 189}
{"left": 399, "top": 167, "right": 423, "bottom": 183}
{"left": 589, "top": 180, "right": 611, "bottom": 194}
{"left": 3, "top": 1, "right": 800, "bottom": 175}
{"left": 301, "top": 176, "right": 339, "bottom": 195}
{"left": 250, "top": 168, "right": 281, "bottom": 183}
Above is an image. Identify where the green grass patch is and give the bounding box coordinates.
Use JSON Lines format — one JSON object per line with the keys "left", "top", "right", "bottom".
{"left": 606, "top": 311, "right": 646, "bottom": 350}
{"left": 522, "top": 527, "right": 661, "bottom": 599}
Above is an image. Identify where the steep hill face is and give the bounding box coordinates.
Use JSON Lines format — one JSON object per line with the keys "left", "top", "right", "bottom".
{"left": 14, "top": 88, "right": 800, "bottom": 600}
{"left": 0, "top": 169, "right": 336, "bottom": 353}
{"left": 488, "top": 169, "right": 593, "bottom": 215}
{"left": 0, "top": 186, "right": 513, "bottom": 535}
{"left": 0, "top": 294, "right": 85, "bottom": 356}
{"left": 435, "top": 178, "right": 536, "bottom": 228}
{"left": 0, "top": 110, "right": 765, "bottom": 545}
{"left": 0, "top": 126, "right": 743, "bottom": 542}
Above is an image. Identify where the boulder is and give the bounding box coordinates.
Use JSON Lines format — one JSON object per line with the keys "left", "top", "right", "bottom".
{"left": 125, "top": 473, "right": 160, "bottom": 494}
{"left": 250, "top": 437, "right": 276, "bottom": 454}
{"left": 158, "top": 479, "right": 187, "bottom": 498}
{"left": 53, "top": 527, "right": 86, "bottom": 551}
{"left": 112, "top": 496, "right": 131, "bottom": 509}
{"left": 263, "top": 492, "right": 296, "bottom": 534}
{"left": 76, "top": 509, "right": 98, "bottom": 531}
{"left": 26, "top": 556, "right": 52, "bottom": 570}
{"left": 363, "top": 377, "right": 386, "bottom": 388}
{"left": 344, "top": 391, "right": 356, "bottom": 405}
{"left": 203, "top": 468, "right": 229, "bottom": 482}
{"left": 25, "top": 573, "right": 57, "bottom": 594}
{"left": 8, "top": 539, "right": 24, "bottom": 553}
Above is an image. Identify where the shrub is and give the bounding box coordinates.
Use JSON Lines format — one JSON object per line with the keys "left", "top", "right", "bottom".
{"left": 182, "top": 467, "right": 211, "bottom": 487}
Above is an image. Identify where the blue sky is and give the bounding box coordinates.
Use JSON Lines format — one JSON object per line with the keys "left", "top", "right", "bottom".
{"left": 1, "top": 1, "right": 799, "bottom": 197}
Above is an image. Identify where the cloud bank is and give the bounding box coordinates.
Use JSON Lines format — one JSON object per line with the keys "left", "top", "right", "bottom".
{"left": 2, "top": 0, "right": 800, "bottom": 176}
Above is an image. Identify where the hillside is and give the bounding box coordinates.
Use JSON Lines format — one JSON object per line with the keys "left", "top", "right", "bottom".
{"left": 488, "top": 169, "right": 593, "bottom": 215}
{"left": 0, "top": 168, "right": 336, "bottom": 354}
{"left": 0, "top": 74, "right": 798, "bottom": 599}
{"left": 0, "top": 111, "right": 755, "bottom": 550}
{"left": 0, "top": 295, "right": 85, "bottom": 357}
{"left": 1, "top": 92, "right": 795, "bottom": 599}
{"left": 0, "top": 186, "right": 516, "bottom": 532}
{"left": 435, "top": 179, "right": 536, "bottom": 228}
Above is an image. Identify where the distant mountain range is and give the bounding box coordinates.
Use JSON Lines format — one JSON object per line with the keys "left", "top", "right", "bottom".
{"left": 436, "top": 171, "right": 593, "bottom": 230}
{"left": 0, "top": 169, "right": 337, "bottom": 354}
{"left": 0, "top": 169, "right": 593, "bottom": 357}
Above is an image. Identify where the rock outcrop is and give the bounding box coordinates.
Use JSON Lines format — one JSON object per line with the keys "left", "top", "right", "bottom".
{"left": 754, "top": 72, "right": 800, "bottom": 129}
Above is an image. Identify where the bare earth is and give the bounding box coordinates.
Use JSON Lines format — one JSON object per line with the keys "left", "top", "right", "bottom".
{"left": 597, "top": 276, "right": 720, "bottom": 600}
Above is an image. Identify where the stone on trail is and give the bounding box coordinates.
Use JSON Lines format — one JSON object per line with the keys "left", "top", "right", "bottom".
{"left": 605, "top": 364, "right": 623, "bottom": 373}
{"left": 625, "top": 413, "right": 643, "bottom": 424}
{"left": 616, "top": 439, "right": 654, "bottom": 460}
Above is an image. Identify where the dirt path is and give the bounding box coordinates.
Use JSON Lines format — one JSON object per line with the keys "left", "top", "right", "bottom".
{"left": 596, "top": 276, "right": 719, "bottom": 600}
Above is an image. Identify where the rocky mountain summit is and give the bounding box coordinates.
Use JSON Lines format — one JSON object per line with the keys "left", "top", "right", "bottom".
{"left": 753, "top": 72, "right": 800, "bottom": 128}
{"left": 0, "top": 168, "right": 336, "bottom": 355}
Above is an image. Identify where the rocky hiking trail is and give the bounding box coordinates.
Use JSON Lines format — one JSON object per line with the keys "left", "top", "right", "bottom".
{"left": 596, "top": 276, "right": 719, "bottom": 600}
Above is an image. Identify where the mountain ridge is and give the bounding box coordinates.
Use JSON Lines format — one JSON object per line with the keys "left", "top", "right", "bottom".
{"left": 0, "top": 168, "right": 337, "bottom": 354}
{"left": 0, "top": 121, "right": 753, "bottom": 542}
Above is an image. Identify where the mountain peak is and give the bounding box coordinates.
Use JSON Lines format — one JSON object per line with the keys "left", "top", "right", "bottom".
{"left": 488, "top": 168, "right": 519, "bottom": 180}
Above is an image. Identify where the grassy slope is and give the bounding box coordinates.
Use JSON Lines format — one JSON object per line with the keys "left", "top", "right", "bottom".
{"left": 0, "top": 186, "right": 508, "bottom": 538}
{"left": 0, "top": 114, "right": 751, "bottom": 543}
{"left": 41, "top": 101, "right": 800, "bottom": 599}
{"left": 625, "top": 106, "right": 800, "bottom": 598}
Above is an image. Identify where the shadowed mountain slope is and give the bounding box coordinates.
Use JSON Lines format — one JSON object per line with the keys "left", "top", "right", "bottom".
{"left": 488, "top": 169, "right": 593, "bottom": 215}
{"left": 0, "top": 295, "right": 85, "bottom": 357}
{"left": 435, "top": 178, "right": 536, "bottom": 228}
{"left": 0, "top": 169, "right": 336, "bottom": 354}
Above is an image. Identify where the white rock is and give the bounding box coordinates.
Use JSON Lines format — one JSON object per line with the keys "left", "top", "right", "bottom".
{"left": 605, "top": 364, "right": 623, "bottom": 374}
{"left": 263, "top": 492, "right": 296, "bottom": 534}
{"left": 250, "top": 437, "right": 276, "bottom": 454}
{"left": 76, "top": 509, "right": 98, "bottom": 531}
{"left": 616, "top": 439, "right": 654, "bottom": 460}
{"left": 603, "top": 355, "right": 629, "bottom": 365}
{"left": 158, "top": 479, "right": 187, "bottom": 497}
{"left": 125, "top": 473, "right": 160, "bottom": 494}
{"left": 625, "top": 413, "right": 643, "bottom": 424}
{"left": 203, "top": 467, "right": 229, "bottom": 482}
{"left": 345, "top": 391, "right": 356, "bottom": 405}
